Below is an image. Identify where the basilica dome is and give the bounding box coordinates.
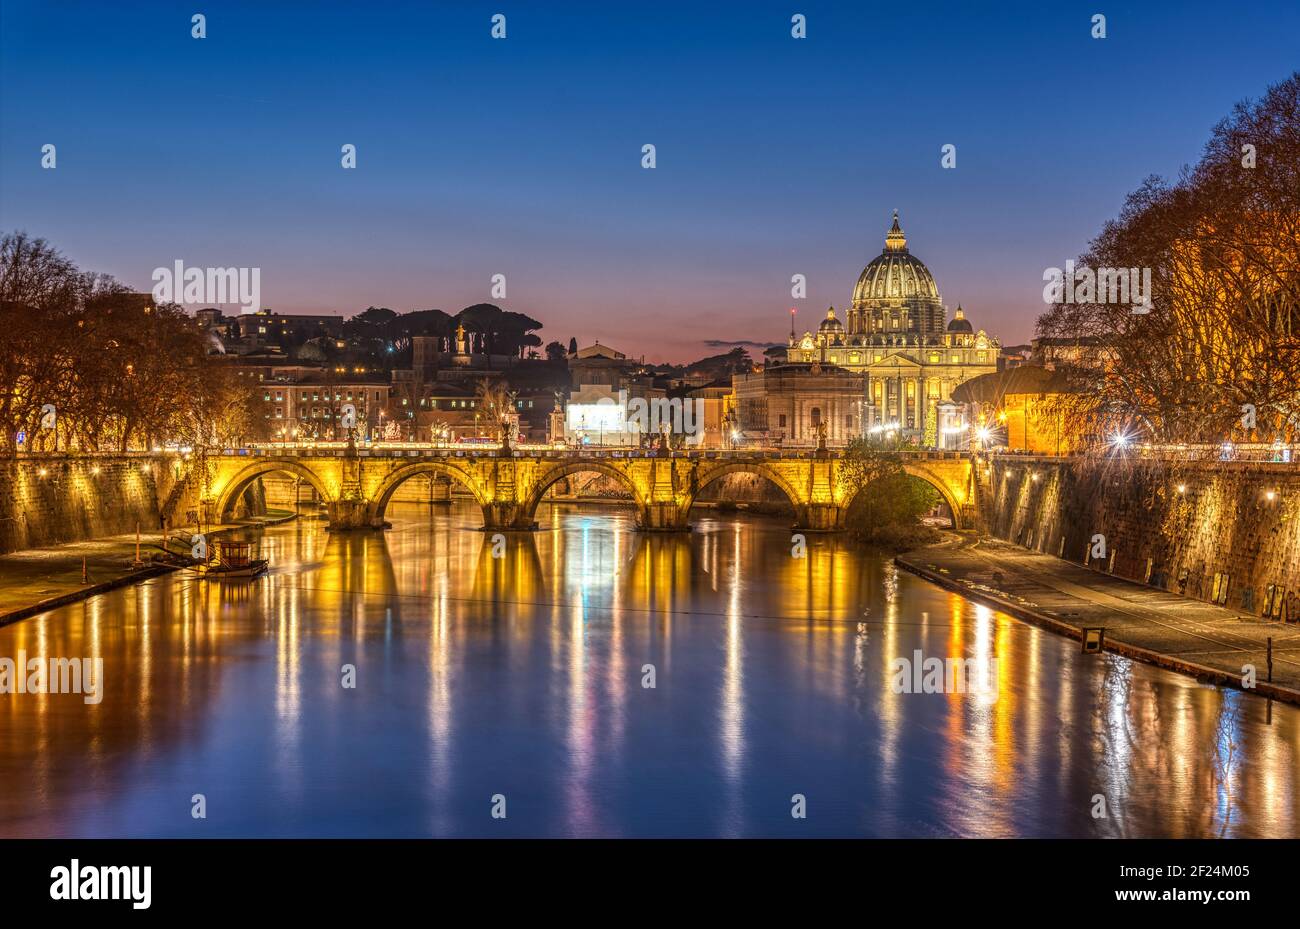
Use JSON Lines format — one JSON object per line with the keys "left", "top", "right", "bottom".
{"left": 851, "top": 212, "right": 940, "bottom": 305}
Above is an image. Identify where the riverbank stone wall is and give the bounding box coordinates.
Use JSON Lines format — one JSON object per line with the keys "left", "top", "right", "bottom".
{"left": 984, "top": 456, "right": 1300, "bottom": 619}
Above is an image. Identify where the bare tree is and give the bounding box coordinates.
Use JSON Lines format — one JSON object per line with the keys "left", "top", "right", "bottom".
{"left": 474, "top": 378, "right": 518, "bottom": 445}
{"left": 1037, "top": 73, "right": 1300, "bottom": 449}
{"left": 0, "top": 232, "right": 259, "bottom": 456}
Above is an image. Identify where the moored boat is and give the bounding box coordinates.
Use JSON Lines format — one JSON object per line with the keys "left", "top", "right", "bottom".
{"left": 197, "top": 540, "right": 269, "bottom": 580}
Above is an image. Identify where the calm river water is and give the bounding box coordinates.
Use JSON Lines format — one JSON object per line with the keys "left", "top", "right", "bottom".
{"left": 1, "top": 502, "right": 1297, "bottom": 837}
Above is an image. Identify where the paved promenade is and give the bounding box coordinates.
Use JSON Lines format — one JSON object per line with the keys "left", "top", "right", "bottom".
{"left": 0, "top": 510, "right": 299, "bottom": 625}
{"left": 897, "top": 535, "right": 1300, "bottom": 704}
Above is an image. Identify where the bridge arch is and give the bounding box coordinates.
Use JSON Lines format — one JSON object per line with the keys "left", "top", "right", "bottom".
{"left": 522, "top": 460, "right": 649, "bottom": 520}
{"left": 215, "top": 459, "right": 333, "bottom": 519}
{"left": 370, "top": 460, "right": 493, "bottom": 522}
{"left": 682, "top": 460, "right": 805, "bottom": 519}
{"left": 902, "top": 463, "right": 966, "bottom": 530}
{"left": 843, "top": 463, "right": 965, "bottom": 531}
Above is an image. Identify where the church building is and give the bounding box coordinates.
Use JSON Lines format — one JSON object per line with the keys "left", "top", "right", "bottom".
{"left": 735, "top": 213, "right": 999, "bottom": 446}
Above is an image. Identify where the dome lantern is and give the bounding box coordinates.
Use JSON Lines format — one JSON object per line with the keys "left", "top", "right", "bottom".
{"left": 884, "top": 209, "right": 907, "bottom": 252}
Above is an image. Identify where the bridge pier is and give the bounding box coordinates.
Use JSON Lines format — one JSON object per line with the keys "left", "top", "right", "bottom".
{"left": 327, "top": 498, "right": 375, "bottom": 530}
{"left": 796, "top": 503, "right": 845, "bottom": 533}
{"left": 637, "top": 502, "right": 691, "bottom": 531}
{"left": 428, "top": 474, "right": 452, "bottom": 504}
{"left": 482, "top": 503, "right": 538, "bottom": 532}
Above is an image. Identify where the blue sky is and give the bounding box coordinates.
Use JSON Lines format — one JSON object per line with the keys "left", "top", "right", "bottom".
{"left": 2, "top": 0, "right": 1298, "bottom": 360}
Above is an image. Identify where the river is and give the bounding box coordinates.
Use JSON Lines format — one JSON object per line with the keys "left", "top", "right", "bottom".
{"left": 1, "top": 502, "right": 1296, "bottom": 837}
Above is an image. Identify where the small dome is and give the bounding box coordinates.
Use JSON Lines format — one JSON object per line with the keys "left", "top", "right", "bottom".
{"left": 818, "top": 307, "right": 844, "bottom": 332}
{"left": 947, "top": 305, "right": 973, "bottom": 333}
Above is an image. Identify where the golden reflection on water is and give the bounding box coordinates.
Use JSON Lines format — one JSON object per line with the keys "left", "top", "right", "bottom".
{"left": 1, "top": 500, "right": 1298, "bottom": 837}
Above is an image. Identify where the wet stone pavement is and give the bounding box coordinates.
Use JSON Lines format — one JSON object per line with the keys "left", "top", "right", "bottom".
{"left": 898, "top": 535, "right": 1300, "bottom": 702}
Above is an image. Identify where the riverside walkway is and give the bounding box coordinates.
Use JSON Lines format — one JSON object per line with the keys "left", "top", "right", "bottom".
{"left": 0, "top": 511, "right": 297, "bottom": 625}
{"left": 897, "top": 535, "right": 1300, "bottom": 704}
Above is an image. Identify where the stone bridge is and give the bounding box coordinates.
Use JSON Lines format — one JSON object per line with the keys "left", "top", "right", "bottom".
{"left": 176, "top": 446, "right": 977, "bottom": 532}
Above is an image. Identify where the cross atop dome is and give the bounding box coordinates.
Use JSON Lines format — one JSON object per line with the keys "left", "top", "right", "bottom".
{"left": 884, "top": 210, "right": 907, "bottom": 252}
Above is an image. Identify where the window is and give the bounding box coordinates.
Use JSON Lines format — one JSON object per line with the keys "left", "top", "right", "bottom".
{"left": 778, "top": 414, "right": 787, "bottom": 428}
{"left": 928, "top": 353, "right": 940, "bottom": 363}
{"left": 810, "top": 407, "right": 822, "bottom": 426}
{"left": 977, "top": 351, "right": 987, "bottom": 362}
{"left": 845, "top": 415, "right": 853, "bottom": 429}
{"left": 950, "top": 354, "right": 960, "bottom": 364}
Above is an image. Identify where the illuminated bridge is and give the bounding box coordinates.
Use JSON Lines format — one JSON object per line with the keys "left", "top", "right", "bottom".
{"left": 174, "top": 446, "right": 978, "bottom": 533}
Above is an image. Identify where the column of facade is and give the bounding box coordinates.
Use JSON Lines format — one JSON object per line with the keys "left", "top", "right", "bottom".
{"left": 864, "top": 375, "right": 872, "bottom": 432}
{"left": 915, "top": 377, "right": 925, "bottom": 438}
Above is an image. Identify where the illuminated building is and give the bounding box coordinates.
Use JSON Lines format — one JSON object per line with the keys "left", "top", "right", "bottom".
{"left": 774, "top": 212, "right": 1000, "bottom": 444}
{"left": 951, "top": 365, "right": 1083, "bottom": 454}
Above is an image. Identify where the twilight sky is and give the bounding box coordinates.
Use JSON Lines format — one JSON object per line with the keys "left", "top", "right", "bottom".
{"left": 2, "top": 0, "right": 1298, "bottom": 362}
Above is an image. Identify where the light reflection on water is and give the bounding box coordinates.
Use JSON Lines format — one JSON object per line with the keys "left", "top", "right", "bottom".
{"left": 0, "top": 501, "right": 1297, "bottom": 838}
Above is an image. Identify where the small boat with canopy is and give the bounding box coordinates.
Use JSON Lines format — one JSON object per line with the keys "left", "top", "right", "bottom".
{"left": 197, "top": 540, "right": 269, "bottom": 579}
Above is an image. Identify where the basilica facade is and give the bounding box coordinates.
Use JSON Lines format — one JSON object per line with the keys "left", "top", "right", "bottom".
{"left": 734, "top": 213, "right": 999, "bottom": 446}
